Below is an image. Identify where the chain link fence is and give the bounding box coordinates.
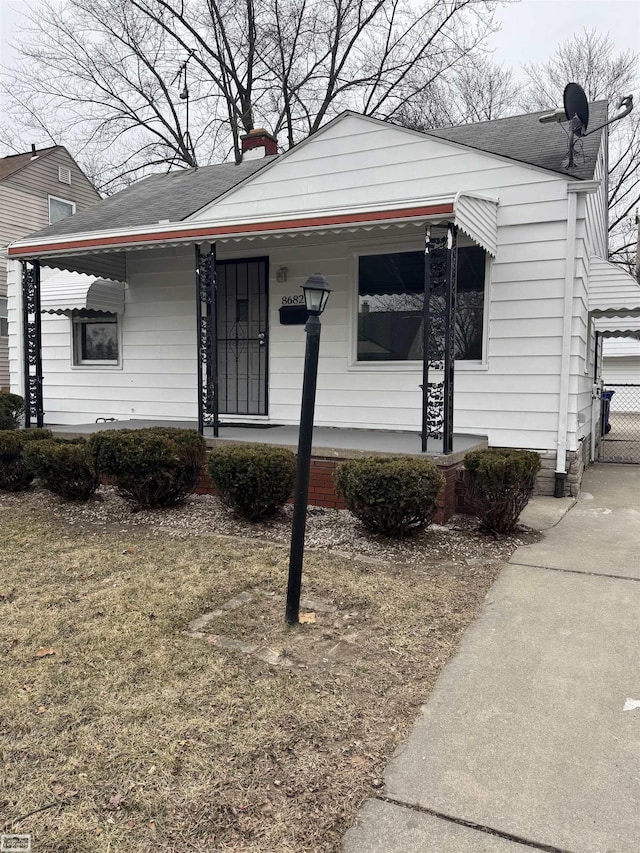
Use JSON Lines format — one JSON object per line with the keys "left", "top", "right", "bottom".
{"left": 598, "top": 384, "right": 640, "bottom": 464}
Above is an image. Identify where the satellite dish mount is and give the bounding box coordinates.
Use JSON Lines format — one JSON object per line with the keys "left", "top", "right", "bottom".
{"left": 539, "top": 82, "right": 634, "bottom": 169}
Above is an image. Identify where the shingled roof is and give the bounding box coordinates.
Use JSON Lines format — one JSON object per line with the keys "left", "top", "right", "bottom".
{"left": 424, "top": 101, "right": 607, "bottom": 181}
{"left": 21, "top": 101, "right": 607, "bottom": 244}
{"left": 28, "top": 155, "right": 278, "bottom": 241}
{"left": 0, "top": 146, "right": 60, "bottom": 181}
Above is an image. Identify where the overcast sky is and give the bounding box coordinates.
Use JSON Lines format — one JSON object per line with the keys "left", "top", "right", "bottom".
{"left": 1, "top": 0, "right": 639, "bottom": 77}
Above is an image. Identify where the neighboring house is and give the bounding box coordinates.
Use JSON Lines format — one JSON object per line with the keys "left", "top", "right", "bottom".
{"left": 601, "top": 326, "right": 640, "bottom": 413}
{"left": 0, "top": 146, "right": 100, "bottom": 388}
{"left": 7, "top": 108, "right": 640, "bottom": 501}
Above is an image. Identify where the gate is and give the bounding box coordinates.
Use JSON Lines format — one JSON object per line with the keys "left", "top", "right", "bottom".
{"left": 598, "top": 384, "right": 640, "bottom": 463}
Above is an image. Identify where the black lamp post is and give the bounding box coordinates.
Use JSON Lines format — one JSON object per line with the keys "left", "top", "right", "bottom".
{"left": 286, "top": 273, "right": 331, "bottom": 625}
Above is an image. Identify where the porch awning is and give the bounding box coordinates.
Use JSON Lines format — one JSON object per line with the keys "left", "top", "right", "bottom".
{"left": 40, "top": 270, "right": 125, "bottom": 314}
{"left": 595, "top": 317, "right": 640, "bottom": 340}
{"left": 589, "top": 256, "right": 640, "bottom": 319}
{"left": 7, "top": 192, "right": 498, "bottom": 280}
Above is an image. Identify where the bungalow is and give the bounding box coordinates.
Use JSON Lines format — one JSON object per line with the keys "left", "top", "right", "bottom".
{"left": 7, "top": 104, "right": 640, "bottom": 509}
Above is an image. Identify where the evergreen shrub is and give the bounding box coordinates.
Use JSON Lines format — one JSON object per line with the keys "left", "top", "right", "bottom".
{"left": 24, "top": 438, "right": 99, "bottom": 501}
{"left": 334, "top": 456, "right": 444, "bottom": 538}
{"left": 0, "top": 428, "right": 53, "bottom": 491}
{"left": 86, "top": 427, "right": 206, "bottom": 508}
{"left": 0, "top": 392, "right": 25, "bottom": 430}
{"left": 464, "top": 448, "right": 541, "bottom": 535}
{"left": 206, "top": 445, "right": 296, "bottom": 521}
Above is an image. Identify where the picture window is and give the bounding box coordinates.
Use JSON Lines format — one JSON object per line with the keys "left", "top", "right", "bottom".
{"left": 357, "top": 247, "right": 487, "bottom": 362}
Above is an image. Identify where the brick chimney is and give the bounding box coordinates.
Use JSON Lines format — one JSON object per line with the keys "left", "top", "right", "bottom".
{"left": 241, "top": 128, "right": 277, "bottom": 160}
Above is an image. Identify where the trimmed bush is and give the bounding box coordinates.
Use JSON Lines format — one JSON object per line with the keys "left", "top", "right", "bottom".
{"left": 207, "top": 445, "right": 296, "bottom": 521}
{"left": 0, "top": 428, "right": 54, "bottom": 491}
{"left": 464, "top": 448, "right": 541, "bottom": 535}
{"left": 334, "top": 456, "right": 444, "bottom": 538}
{"left": 24, "top": 438, "right": 99, "bottom": 501}
{"left": 86, "top": 427, "right": 206, "bottom": 508}
{"left": 0, "top": 392, "right": 24, "bottom": 430}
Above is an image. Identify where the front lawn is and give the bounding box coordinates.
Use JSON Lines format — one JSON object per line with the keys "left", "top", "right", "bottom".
{"left": 0, "top": 489, "right": 530, "bottom": 852}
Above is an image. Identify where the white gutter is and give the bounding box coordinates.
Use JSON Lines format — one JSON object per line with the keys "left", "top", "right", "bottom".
{"left": 555, "top": 182, "right": 599, "bottom": 495}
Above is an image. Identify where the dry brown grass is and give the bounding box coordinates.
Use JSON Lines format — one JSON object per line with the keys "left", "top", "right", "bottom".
{"left": 0, "top": 489, "right": 533, "bottom": 852}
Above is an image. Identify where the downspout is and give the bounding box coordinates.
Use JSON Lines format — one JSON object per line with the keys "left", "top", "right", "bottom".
{"left": 555, "top": 189, "right": 578, "bottom": 497}
{"left": 556, "top": 181, "right": 599, "bottom": 496}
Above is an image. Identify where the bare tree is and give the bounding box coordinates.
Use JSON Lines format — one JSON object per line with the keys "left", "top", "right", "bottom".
{"left": 1, "top": 0, "right": 503, "bottom": 192}
{"left": 398, "top": 55, "right": 518, "bottom": 129}
{"left": 521, "top": 29, "right": 639, "bottom": 274}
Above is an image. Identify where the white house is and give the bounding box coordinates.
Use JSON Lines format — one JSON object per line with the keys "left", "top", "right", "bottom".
{"left": 7, "top": 106, "right": 640, "bottom": 502}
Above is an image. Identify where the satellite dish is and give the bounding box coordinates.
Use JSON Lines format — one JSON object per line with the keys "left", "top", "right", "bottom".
{"left": 539, "top": 82, "right": 634, "bottom": 170}
{"left": 563, "top": 83, "right": 589, "bottom": 134}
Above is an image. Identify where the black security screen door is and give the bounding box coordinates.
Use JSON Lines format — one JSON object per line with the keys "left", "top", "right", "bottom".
{"left": 216, "top": 258, "right": 269, "bottom": 415}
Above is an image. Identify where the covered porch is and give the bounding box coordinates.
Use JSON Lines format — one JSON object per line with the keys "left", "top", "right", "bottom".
{"left": 9, "top": 191, "right": 497, "bottom": 461}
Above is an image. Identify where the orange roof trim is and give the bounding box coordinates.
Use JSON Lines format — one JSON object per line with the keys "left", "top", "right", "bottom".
{"left": 8, "top": 203, "right": 455, "bottom": 258}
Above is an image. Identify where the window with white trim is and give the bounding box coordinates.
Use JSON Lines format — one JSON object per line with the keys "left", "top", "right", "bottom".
{"left": 357, "top": 246, "right": 487, "bottom": 362}
{"left": 49, "top": 195, "right": 76, "bottom": 224}
{"left": 72, "top": 311, "right": 120, "bottom": 366}
{"left": 0, "top": 297, "right": 7, "bottom": 338}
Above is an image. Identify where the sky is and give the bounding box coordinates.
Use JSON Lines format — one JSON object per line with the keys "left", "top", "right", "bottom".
{"left": 1, "top": 0, "right": 639, "bottom": 74}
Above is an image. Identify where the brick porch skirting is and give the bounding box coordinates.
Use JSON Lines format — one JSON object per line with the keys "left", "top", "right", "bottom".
{"left": 196, "top": 454, "right": 468, "bottom": 524}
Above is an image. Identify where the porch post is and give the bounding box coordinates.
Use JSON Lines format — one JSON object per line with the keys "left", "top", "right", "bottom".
{"left": 21, "top": 260, "right": 44, "bottom": 428}
{"left": 195, "top": 243, "right": 219, "bottom": 437}
{"left": 442, "top": 224, "right": 458, "bottom": 454}
{"left": 421, "top": 225, "right": 457, "bottom": 454}
{"left": 421, "top": 226, "right": 431, "bottom": 452}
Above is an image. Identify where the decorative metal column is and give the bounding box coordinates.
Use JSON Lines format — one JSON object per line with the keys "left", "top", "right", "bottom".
{"left": 21, "top": 260, "right": 44, "bottom": 428}
{"left": 420, "top": 223, "right": 458, "bottom": 454}
{"left": 195, "top": 243, "right": 219, "bottom": 436}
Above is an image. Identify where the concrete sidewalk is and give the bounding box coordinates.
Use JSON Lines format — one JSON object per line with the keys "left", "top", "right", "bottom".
{"left": 343, "top": 463, "right": 640, "bottom": 853}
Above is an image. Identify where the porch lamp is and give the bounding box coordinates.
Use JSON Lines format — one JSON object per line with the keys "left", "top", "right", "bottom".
{"left": 286, "top": 273, "right": 331, "bottom": 625}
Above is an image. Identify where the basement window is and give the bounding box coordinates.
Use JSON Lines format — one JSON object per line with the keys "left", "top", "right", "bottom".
{"left": 72, "top": 311, "right": 120, "bottom": 366}
{"left": 357, "top": 247, "right": 487, "bottom": 362}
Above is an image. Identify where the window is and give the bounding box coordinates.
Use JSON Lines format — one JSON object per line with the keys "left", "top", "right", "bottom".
{"left": 357, "top": 247, "right": 487, "bottom": 362}
{"left": 72, "top": 311, "right": 119, "bottom": 366}
{"left": 0, "top": 297, "right": 7, "bottom": 338}
{"left": 49, "top": 195, "right": 76, "bottom": 224}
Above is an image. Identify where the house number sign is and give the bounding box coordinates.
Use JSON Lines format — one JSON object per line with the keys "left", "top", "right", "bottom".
{"left": 281, "top": 294, "right": 305, "bottom": 306}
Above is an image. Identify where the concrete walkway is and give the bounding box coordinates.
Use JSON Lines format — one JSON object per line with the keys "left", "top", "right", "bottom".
{"left": 343, "top": 463, "right": 640, "bottom": 853}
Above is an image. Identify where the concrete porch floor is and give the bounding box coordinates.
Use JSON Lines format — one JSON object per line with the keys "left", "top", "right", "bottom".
{"left": 48, "top": 420, "right": 487, "bottom": 462}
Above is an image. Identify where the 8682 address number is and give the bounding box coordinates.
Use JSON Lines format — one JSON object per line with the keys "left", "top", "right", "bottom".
{"left": 281, "top": 294, "right": 305, "bottom": 306}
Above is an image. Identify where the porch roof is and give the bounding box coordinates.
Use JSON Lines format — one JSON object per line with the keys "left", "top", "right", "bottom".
{"left": 7, "top": 193, "right": 497, "bottom": 281}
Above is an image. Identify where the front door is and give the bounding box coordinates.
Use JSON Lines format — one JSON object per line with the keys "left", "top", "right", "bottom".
{"left": 217, "top": 258, "right": 268, "bottom": 415}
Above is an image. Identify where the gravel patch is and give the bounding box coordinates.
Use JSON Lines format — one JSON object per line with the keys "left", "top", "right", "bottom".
{"left": 0, "top": 485, "right": 538, "bottom": 570}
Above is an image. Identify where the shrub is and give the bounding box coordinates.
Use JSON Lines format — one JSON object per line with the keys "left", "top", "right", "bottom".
{"left": 0, "top": 392, "right": 24, "bottom": 430}
{"left": 207, "top": 445, "right": 296, "bottom": 521}
{"left": 334, "top": 456, "right": 444, "bottom": 538}
{"left": 0, "top": 428, "right": 53, "bottom": 491}
{"left": 24, "top": 438, "right": 99, "bottom": 501}
{"left": 86, "top": 427, "right": 206, "bottom": 508}
{"left": 464, "top": 448, "right": 541, "bottom": 535}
